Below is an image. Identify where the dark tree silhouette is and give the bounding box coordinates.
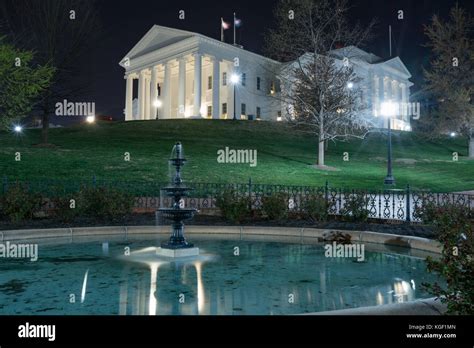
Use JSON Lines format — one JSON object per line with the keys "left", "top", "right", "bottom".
{"left": 1, "top": 0, "right": 101, "bottom": 145}
{"left": 424, "top": 4, "right": 474, "bottom": 157}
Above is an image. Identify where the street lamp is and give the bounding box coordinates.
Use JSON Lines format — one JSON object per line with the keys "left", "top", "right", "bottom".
{"left": 153, "top": 99, "right": 163, "bottom": 119}
{"left": 381, "top": 101, "right": 397, "bottom": 185}
{"left": 86, "top": 115, "right": 95, "bottom": 124}
{"left": 14, "top": 125, "right": 23, "bottom": 133}
{"left": 230, "top": 73, "right": 240, "bottom": 120}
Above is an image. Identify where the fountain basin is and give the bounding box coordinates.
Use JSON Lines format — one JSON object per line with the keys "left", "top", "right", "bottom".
{"left": 0, "top": 233, "right": 442, "bottom": 315}
{"left": 158, "top": 208, "right": 197, "bottom": 221}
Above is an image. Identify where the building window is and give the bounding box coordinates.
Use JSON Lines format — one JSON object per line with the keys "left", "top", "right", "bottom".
{"left": 241, "top": 103, "right": 246, "bottom": 115}
{"left": 256, "top": 107, "right": 261, "bottom": 119}
{"left": 207, "top": 105, "right": 212, "bottom": 117}
{"left": 242, "top": 73, "right": 246, "bottom": 86}
{"left": 222, "top": 103, "right": 227, "bottom": 115}
{"left": 208, "top": 76, "right": 212, "bottom": 90}
{"left": 257, "top": 77, "right": 261, "bottom": 90}
{"left": 270, "top": 81, "right": 276, "bottom": 95}
{"left": 277, "top": 111, "right": 282, "bottom": 121}
{"left": 222, "top": 72, "right": 227, "bottom": 86}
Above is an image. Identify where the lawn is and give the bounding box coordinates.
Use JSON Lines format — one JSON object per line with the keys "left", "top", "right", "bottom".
{"left": 0, "top": 119, "right": 473, "bottom": 192}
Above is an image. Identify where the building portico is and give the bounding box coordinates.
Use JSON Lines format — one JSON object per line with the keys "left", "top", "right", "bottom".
{"left": 124, "top": 53, "right": 241, "bottom": 120}
{"left": 120, "top": 25, "right": 281, "bottom": 122}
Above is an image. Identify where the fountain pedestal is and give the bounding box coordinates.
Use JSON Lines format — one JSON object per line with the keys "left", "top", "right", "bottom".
{"left": 156, "top": 246, "right": 199, "bottom": 258}
{"left": 157, "top": 142, "right": 199, "bottom": 258}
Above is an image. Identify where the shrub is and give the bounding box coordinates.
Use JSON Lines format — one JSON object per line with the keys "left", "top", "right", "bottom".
{"left": 323, "top": 231, "right": 352, "bottom": 244}
{"left": 413, "top": 201, "right": 439, "bottom": 224}
{"left": 262, "top": 193, "right": 288, "bottom": 220}
{"left": 421, "top": 204, "right": 474, "bottom": 314}
{"left": 340, "top": 192, "right": 370, "bottom": 222}
{"left": 77, "top": 186, "right": 134, "bottom": 220}
{"left": 302, "top": 194, "right": 327, "bottom": 222}
{"left": 215, "top": 189, "right": 250, "bottom": 223}
{"left": 0, "top": 183, "right": 44, "bottom": 223}
{"left": 51, "top": 195, "right": 79, "bottom": 222}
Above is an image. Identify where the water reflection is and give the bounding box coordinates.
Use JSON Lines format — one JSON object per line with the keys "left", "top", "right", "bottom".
{"left": 117, "top": 260, "right": 417, "bottom": 315}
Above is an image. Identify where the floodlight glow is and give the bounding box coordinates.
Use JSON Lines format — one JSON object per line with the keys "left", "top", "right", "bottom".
{"left": 276, "top": 116, "right": 282, "bottom": 122}
{"left": 450, "top": 132, "right": 456, "bottom": 137}
{"left": 381, "top": 101, "right": 397, "bottom": 117}
{"left": 200, "top": 105, "right": 207, "bottom": 117}
{"left": 153, "top": 99, "right": 163, "bottom": 108}
{"left": 14, "top": 125, "right": 23, "bottom": 133}
{"left": 230, "top": 74, "right": 240, "bottom": 84}
{"left": 86, "top": 115, "right": 95, "bottom": 123}
{"left": 347, "top": 82, "right": 354, "bottom": 89}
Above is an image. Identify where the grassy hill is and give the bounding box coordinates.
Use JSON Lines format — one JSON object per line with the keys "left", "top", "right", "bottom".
{"left": 0, "top": 119, "right": 473, "bottom": 192}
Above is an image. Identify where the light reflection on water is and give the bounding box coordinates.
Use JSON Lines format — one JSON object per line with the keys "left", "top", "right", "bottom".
{"left": 0, "top": 238, "right": 440, "bottom": 315}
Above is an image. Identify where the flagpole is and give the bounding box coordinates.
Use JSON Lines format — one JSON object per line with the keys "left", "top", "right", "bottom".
{"left": 389, "top": 25, "right": 392, "bottom": 57}
{"left": 221, "top": 18, "right": 224, "bottom": 42}
{"left": 233, "top": 12, "right": 236, "bottom": 45}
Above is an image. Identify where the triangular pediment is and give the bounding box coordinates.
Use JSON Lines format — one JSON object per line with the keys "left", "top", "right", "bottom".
{"left": 122, "top": 25, "right": 195, "bottom": 61}
{"left": 379, "top": 57, "right": 412, "bottom": 78}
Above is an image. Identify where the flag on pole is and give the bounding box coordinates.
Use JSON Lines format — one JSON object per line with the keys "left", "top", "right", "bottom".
{"left": 221, "top": 17, "right": 230, "bottom": 42}
{"left": 233, "top": 13, "right": 242, "bottom": 45}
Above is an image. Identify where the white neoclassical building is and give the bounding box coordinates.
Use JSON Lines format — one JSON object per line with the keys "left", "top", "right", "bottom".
{"left": 119, "top": 25, "right": 280, "bottom": 121}
{"left": 120, "top": 25, "right": 414, "bottom": 130}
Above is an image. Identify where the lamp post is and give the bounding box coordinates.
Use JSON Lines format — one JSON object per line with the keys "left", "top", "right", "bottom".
{"left": 153, "top": 99, "right": 163, "bottom": 119}
{"left": 381, "top": 101, "right": 397, "bottom": 185}
{"left": 230, "top": 73, "right": 240, "bottom": 120}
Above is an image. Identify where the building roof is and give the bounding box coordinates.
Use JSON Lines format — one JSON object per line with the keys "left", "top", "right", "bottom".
{"left": 120, "top": 26, "right": 412, "bottom": 83}
{"left": 119, "top": 25, "right": 280, "bottom": 68}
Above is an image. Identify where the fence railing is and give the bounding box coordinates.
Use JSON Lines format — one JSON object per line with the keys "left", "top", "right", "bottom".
{"left": 2, "top": 176, "right": 473, "bottom": 222}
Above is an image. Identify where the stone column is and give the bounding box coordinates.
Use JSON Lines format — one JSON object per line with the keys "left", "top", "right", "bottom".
{"left": 163, "top": 62, "right": 171, "bottom": 119}
{"left": 379, "top": 76, "right": 386, "bottom": 127}
{"left": 150, "top": 66, "right": 158, "bottom": 119}
{"left": 212, "top": 57, "right": 220, "bottom": 119}
{"left": 390, "top": 80, "right": 397, "bottom": 104}
{"left": 145, "top": 74, "right": 150, "bottom": 120}
{"left": 178, "top": 57, "right": 187, "bottom": 118}
{"left": 401, "top": 83, "right": 410, "bottom": 123}
{"left": 193, "top": 53, "right": 202, "bottom": 116}
{"left": 227, "top": 62, "right": 233, "bottom": 119}
{"left": 372, "top": 75, "right": 379, "bottom": 117}
{"left": 138, "top": 70, "right": 146, "bottom": 120}
{"left": 125, "top": 74, "right": 133, "bottom": 121}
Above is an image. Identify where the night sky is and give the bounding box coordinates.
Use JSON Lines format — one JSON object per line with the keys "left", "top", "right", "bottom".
{"left": 72, "top": 0, "right": 473, "bottom": 123}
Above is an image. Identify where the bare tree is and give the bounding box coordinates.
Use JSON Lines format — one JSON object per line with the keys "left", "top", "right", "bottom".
{"left": 265, "top": 0, "right": 375, "bottom": 167}
{"left": 0, "top": 0, "right": 101, "bottom": 145}
{"left": 424, "top": 4, "right": 474, "bottom": 158}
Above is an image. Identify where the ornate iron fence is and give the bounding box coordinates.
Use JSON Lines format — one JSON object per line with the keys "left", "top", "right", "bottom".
{"left": 2, "top": 176, "right": 472, "bottom": 222}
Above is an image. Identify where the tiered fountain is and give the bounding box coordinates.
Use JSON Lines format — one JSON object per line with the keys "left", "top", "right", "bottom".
{"left": 156, "top": 142, "right": 199, "bottom": 258}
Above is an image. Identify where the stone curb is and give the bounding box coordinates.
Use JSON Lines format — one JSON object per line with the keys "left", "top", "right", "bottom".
{"left": 0, "top": 225, "right": 442, "bottom": 253}
{"left": 308, "top": 297, "right": 446, "bottom": 315}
